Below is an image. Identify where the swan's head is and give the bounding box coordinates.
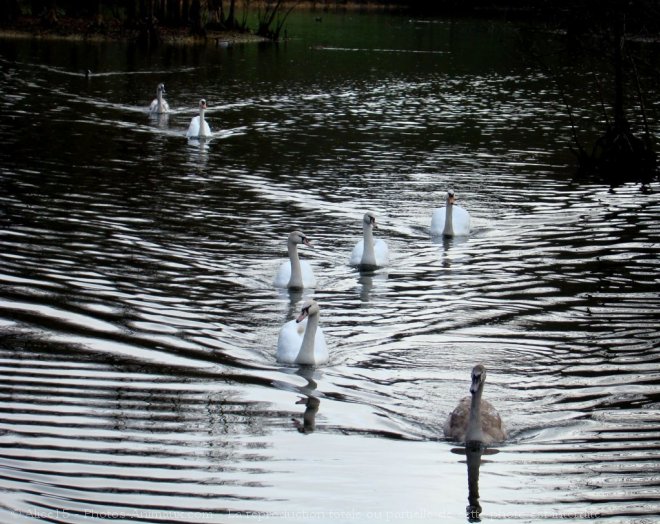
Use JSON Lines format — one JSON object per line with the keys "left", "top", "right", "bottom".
{"left": 296, "top": 300, "right": 320, "bottom": 323}
{"left": 447, "top": 190, "right": 457, "bottom": 205}
{"left": 157, "top": 83, "right": 166, "bottom": 94}
{"left": 199, "top": 99, "right": 208, "bottom": 109}
{"left": 363, "top": 212, "right": 377, "bottom": 229}
{"left": 470, "top": 364, "right": 486, "bottom": 394}
{"left": 288, "top": 230, "right": 312, "bottom": 247}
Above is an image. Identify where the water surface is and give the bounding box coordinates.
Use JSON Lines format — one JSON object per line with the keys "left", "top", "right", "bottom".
{"left": 0, "top": 12, "right": 658, "bottom": 524}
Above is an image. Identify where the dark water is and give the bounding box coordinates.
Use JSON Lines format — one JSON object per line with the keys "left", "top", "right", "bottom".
{"left": 1, "top": 12, "right": 659, "bottom": 524}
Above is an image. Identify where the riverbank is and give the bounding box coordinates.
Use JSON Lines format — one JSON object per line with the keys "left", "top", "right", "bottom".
{"left": 0, "top": 15, "right": 268, "bottom": 45}
{"left": 0, "top": 2, "right": 403, "bottom": 45}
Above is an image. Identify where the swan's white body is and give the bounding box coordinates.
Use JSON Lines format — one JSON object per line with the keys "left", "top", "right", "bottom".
{"left": 149, "top": 83, "right": 170, "bottom": 114}
{"left": 187, "top": 99, "right": 211, "bottom": 138}
{"left": 350, "top": 212, "right": 389, "bottom": 268}
{"left": 444, "top": 364, "right": 506, "bottom": 445}
{"left": 431, "top": 190, "right": 471, "bottom": 237}
{"left": 273, "top": 231, "right": 316, "bottom": 289}
{"left": 277, "top": 301, "right": 328, "bottom": 366}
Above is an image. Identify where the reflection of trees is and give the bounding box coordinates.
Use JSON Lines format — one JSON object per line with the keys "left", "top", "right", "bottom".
{"left": 559, "top": 0, "right": 658, "bottom": 189}
{"left": 1, "top": 1, "right": 298, "bottom": 42}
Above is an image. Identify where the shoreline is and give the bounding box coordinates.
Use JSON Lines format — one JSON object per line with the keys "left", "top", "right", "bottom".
{"left": 0, "top": 3, "right": 401, "bottom": 45}
{"left": 0, "top": 23, "right": 268, "bottom": 46}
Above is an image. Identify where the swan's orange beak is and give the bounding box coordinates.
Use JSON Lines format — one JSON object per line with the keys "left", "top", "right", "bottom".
{"left": 303, "top": 237, "right": 313, "bottom": 248}
{"left": 296, "top": 309, "right": 309, "bottom": 323}
{"left": 448, "top": 195, "right": 457, "bottom": 205}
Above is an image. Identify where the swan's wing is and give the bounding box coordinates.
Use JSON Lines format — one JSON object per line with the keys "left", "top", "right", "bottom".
{"left": 430, "top": 207, "right": 446, "bottom": 236}
{"left": 299, "top": 260, "right": 317, "bottom": 288}
{"left": 349, "top": 240, "right": 364, "bottom": 266}
{"left": 480, "top": 399, "right": 506, "bottom": 442}
{"left": 186, "top": 116, "right": 200, "bottom": 138}
{"left": 276, "top": 319, "right": 305, "bottom": 364}
{"left": 314, "top": 326, "right": 329, "bottom": 364}
{"left": 202, "top": 120, "right": 212, "bottom": 135}
{"left": 149, "top": 99, "right": 158, "bottom": 112}
{"left": 444, "top": 396, "right": 471, "bottom": 441}
{"left": 374, "top": 239, "right": 389, "bottom": 266}
{"left": 162, "top": 100, "right": 170, "bottom": 113}
{"left": 273, "top": 260, "right": 291, "bottom": 288}
{"left": 453, "top": 206, "right": 471, "bottom": 236}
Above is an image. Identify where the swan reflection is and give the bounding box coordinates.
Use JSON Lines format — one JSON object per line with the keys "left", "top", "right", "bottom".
{"left": 358, "top": 271, "right": 374, "bottom": 302}
{"left": 466, "top": 442, "right": 484, "bottom": 522}
{"left": 451, "top": 442, "right": 500, "bottom": 522}
{"left": 186, "top": 138, "right": 209, "bottom": 166}
{"left": 293, "top": 368, "right": 320, "bottom": 434}
{"left": 148, "top": 111, "right": 169, "bottom": 129}
{"left": 294, "top": 396, "right": 320, "bottom": 434}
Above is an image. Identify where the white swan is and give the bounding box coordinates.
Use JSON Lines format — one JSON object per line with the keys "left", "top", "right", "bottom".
{"left": 186, "top": 98, "right": 212, "bottom": 139}
{"left": 149, "top": 83, "right": 169, "bottom": 114}
{"left": 277, "top": 300, "right": 328, "bottom": 366}
{"left": 349, "top": 212, "right": 389, "bottom": 268}
{"left": 431, "top": 190, "right": 471, "bottom": 237}
{"left": 273, "top": 231, "right": 316, "bottom": 289}
{"left": 444, "top": 364, "right": 507, "bottom": 445}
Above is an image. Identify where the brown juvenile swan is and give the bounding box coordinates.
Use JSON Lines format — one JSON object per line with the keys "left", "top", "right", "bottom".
{"left": 149, "top": 83, "right": 169, "bottom": 114}
{"left": 444, "top": 364, "right": 506, "bottom": 445}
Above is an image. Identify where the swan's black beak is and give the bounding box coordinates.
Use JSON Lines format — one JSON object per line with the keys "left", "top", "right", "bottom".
{"left": 470, "top": 373, "right": 482, "bottom": 394}
{"left": 371, "top": 216, "right": 377, "bottom": 229}
{"left": 303, "top": 237, "right": 313, "bottom": 248}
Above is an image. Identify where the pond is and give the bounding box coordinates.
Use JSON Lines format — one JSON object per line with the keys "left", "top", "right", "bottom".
{"left": 0, "top": 10, "right": 658, "bottom": 524}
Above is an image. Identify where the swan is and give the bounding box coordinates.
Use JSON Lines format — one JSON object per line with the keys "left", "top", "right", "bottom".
{"left": 444, "top": 364, "right": 506, "bottom": 445}
{"left": 277, "top": 300, "right": 328, "bottom": 366}
{"left": 149, "top": 83, "right": 169, "bottom": 114}
{"left": 431, "top": 190, "right": 471, "bottom": 237}
{"left": 186, "top": 98, "right": 212, "bottom": 139}
{"left": 349, "top": 212, "right": 389, "bottom": 268}
{"left": 273, "top": 231, "right": 316, "bottom": 289}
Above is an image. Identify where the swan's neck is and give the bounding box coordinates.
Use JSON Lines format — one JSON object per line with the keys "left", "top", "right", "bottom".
{"left": 361, "top": 225, "right": 377, "bottom": 266}
{"left": 443, "top": 201, "right": 454, "bottom": 236}
{"left": 199, "top": 107, "right": 207, "bottom": 137}
{"left": 288, "top": 242, "right": 303, "bottom": 288}
{"left": 295, "top": 314, "right": 319, "bottom": 365}
{"left": 467, "top": 385, "right": 484, "bottom": 442}
{"left": 157, "top": 90, "right": 163, "bottom": 110}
